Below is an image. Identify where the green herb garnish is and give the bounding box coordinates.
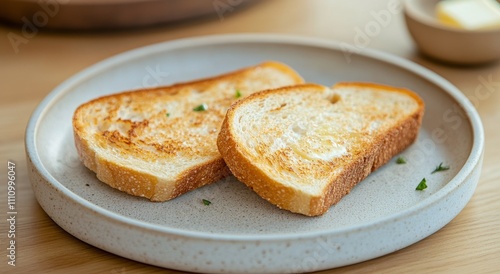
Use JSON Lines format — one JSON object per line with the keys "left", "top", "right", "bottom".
{"left": 166, "top": 113, "right": 170, "bottom": 117}
{"left": 193, "top": 103, "right": 208, "bottom": 112}
{"left": 416, "top": 178, "right": 427, "bottom": 191}
{"left": 235, "top": 89, "right": 242, "bottom": 98}
{"left": 202, "top": 199, "right": 211, "bottom": 206}
{"left": 396, "top": 156, "right": 406, "bottom": 164}
{"left": 431, "top": 162, "right": 450, "bottom": 174}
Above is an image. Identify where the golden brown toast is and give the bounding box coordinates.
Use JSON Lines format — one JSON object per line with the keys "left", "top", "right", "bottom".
{"left": 217, "top": 82, "right": 425, "bottom": 216}
{"left": 72, "top": 62, "right": 304, "bottom": 201}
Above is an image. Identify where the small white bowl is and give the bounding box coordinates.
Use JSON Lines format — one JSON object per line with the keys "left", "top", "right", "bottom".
{"left": 403, "top": 0, "right": 500, "bottom": 65}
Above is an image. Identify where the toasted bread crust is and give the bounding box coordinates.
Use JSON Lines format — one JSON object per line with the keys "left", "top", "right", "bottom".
{"left": 74, "top": 129, "right": 232, "bottom": 201}
{"left": 217, "top": 82, "right": 424, "bottom": 216}
{"left": 217, "top": 84, "right": 325, "bottom": 214}
{"left": 73, "top": 62, "right": 303, "bottom": 201}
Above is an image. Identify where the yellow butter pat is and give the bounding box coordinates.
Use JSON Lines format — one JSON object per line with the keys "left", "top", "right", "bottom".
{"left": 436, "top": 0, "right": 500, "bottom": 30}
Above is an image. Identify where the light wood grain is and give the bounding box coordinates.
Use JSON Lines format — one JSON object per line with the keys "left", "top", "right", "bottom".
{"left": 1, "top": 0, "right": 499, "bottom": 273}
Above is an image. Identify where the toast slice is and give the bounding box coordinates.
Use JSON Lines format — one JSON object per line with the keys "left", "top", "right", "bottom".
{"left": 217, "top": 82, "right": 424, "bottom": 216}
{"left": 72, "top": 62, "right": 304, "bottom": 201}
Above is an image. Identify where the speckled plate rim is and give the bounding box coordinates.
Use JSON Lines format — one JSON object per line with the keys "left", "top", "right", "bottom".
{"left": 25, "top": 34, "right": 484, "bottom": 271}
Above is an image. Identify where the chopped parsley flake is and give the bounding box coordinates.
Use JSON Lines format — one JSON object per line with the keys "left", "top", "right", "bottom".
{"left": 193, "top": 103, "right": 208, "bottom": 112}
{"left": 235, "top": 89, "right": 242, "bottom": 98}
{"left": 202, "top": 199, "right": 211, "bottom": 206}
{"left": 431, "top": 162, "right": 450, "bottom": 174}
{"left": 166, "top": 113, "right": 170, "bottom": 117}
{"left": 396, "top": 156, "right": 406, "bottom": 164}
{"left": 416, "top": 178, "right": 427, "bottom": 191}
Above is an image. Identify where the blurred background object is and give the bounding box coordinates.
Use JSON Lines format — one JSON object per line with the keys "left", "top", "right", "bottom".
{"left": 0, "top": 0, "right": 256, "bottom": 30}
{"left": 436, "top": 0, "right": 500, "bottom": 30}
{"left": 403, "top": 0, "right": 500, "bottom": 65}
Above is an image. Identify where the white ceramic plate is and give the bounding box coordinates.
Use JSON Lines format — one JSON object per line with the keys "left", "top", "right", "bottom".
{"left": 26, "top": 34, "right": 484, "bottom": 274}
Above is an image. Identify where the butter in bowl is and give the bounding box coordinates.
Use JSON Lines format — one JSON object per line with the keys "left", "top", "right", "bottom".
{"left": 403, "top": 0, "right": 500, "bottom": 65}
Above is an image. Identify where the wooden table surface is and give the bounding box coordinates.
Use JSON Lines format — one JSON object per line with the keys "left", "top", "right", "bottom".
{"left": 1, "top": 0, "right": 499, "bottom": 273}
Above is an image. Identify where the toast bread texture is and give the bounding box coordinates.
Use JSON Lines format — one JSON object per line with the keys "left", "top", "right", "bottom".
{"left": 72, "top": 62, "right": 304, "bottom": 201}
{"left": 217, "top": 82, "right": 425, "bottom": 216}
